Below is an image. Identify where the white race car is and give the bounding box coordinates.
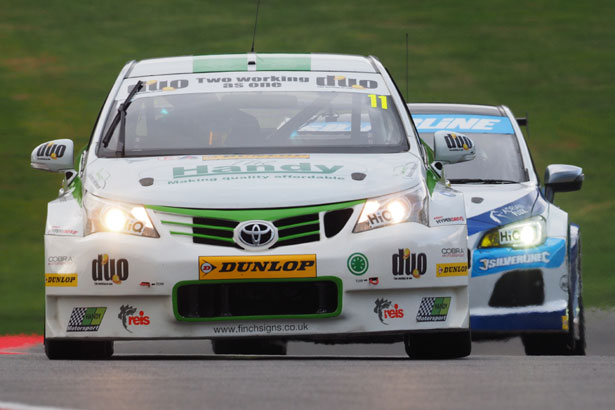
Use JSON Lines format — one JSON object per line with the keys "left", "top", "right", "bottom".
{"left": 32, "top": 53, "right": 476, "bottom": 359}
{"left": 409, "top": 103, "right": 585, "bottom": 355}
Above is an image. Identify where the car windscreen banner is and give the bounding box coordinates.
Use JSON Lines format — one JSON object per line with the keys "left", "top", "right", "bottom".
{"left": 411, "top": 114, "right": 514, "bottom": 134}
{"left": 116, "top": 72, "right": 390, "bottom": 100}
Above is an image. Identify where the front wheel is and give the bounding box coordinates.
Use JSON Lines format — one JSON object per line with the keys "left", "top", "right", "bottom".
{"left": 404, "top": 330, "right": 471, "bottom": 359}
{"left": 45, "top": 339, "right": 114, "bottom": 360}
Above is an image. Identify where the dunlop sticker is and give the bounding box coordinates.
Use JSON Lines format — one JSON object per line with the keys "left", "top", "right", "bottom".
{"left": 45, "top": 273, "right": 78, "bottom": 287}
{"left": 198, "top": 255, "right": 317, "bottom": 280}
{"left": 436, "top": 263, "right": 468, "bottom": 277}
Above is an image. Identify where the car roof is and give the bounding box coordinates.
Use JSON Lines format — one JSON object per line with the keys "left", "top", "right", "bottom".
{"left": 127, "top": 53, "right": 379, "bottom": 78}
{"left": 408, "top": 103, "right": 506, "bottom": 117}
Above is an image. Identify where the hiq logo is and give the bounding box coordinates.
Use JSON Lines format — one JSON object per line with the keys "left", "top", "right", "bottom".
{"left": 444, "top": 133, "right": 473, "bottom": 151}
{"left": 36, "top": 142, "right": 66, "bottom": 160}
{"left": 91, "top": 254, "right": 129, "bottom": 285}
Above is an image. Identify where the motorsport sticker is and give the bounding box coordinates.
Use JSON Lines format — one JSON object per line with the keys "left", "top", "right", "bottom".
{"left": 198, "top": 255, "right": 316, "bottom": 280}
{"left": 347, "top": 253, "right": 368, "bottom": 276}
{"left": 416, "top": 297, "right": 451, "bottom": 322}
{"left": 45, "top": 273, "right": 78, "bottom": 287}
{"left": 67, "top": 307, "right": 107, "bottom": 332}
{"left": 373, "top": 298, "right": 404, "bottom": 325}
{"left": 436, "top": 263, "right": 468, "bottom": 277}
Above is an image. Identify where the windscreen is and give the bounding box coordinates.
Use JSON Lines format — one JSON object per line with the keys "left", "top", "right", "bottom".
{"left": 98, "top": 72, "right": 409, "bottom": 157}
{"left": 413, "top": 114, "right": 527, "bottom": 182}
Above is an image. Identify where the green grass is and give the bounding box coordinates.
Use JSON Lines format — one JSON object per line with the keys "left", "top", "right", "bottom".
{"left": 1, "top": 0, "right": 613, "bottom": 333}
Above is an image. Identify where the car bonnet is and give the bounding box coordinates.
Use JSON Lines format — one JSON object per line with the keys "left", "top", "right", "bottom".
{"left": 83, "top": 153, "right": 425, "bottom": 208}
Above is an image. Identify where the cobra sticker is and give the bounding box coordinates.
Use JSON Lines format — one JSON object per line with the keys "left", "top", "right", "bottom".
{"left": 472, "top": 238, "right": 566, "bottom": 276}
{"left": 198, "top": 255, "right": 317, "bottom": 280}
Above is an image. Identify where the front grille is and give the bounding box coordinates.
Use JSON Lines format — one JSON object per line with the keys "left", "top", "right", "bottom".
{"left": 154, "top": 200, "right": 361, "bottom": 249}
{"left": 488, "top": 269, "right": 545, "bottom": 307}
{"left": 174, "top": 278, "right": 341, "bottom": 320}
{"left": 272, "top": 213, "right": 320, "bottom": 248}
{"left": 192, "top": 217, "right": 240, "bottom": 247}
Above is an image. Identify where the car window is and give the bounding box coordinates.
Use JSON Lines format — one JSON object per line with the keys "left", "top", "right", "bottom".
{"left": 98, "top": 72, "right": 409, "bottom": 157}
{"left": 413, "top": 114, "right": 526, "bottom": 182}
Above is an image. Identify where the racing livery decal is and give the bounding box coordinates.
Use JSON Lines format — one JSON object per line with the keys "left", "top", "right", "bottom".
{"left": 467, "top": 192, "right": 546, "bottom": 236}
{"left": 91, "top": 254, "right": 129, "bottom": 285}
{"left": 45, "top": 273, "right": 78, "bottom": 287}
{"left": 373, "top": 298, "right": 404, "bottom": 324}
{"left": 472, "top": 238, "right": 566, "bottom": 276}
{"left": 118, "top": 305, "right": 150, "bottom": 333}
{"left": 412, "top": 114, "right": 515, "bottom": 134}
{"left": 198, "top": 255, "right": 316, "bottom": 280}
{"left": 436, "top": 263, "right": 468, "bottom": 277}
{"left": 67, "top": 307, "right": 106, "bottom": 332}
{"left": 391, "top": 248, "right": 427, "bottom": 280}
{"left": 416, "top": 297, "right": 451, "bottom": 322}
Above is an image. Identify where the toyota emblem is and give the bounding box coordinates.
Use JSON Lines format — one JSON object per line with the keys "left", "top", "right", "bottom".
{"left": 234, "top": 220, "right": 278, "bottom": 250}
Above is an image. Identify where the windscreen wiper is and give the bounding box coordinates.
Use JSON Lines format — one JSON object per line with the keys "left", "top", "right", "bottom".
{"left": 448, "top": 178, "right": 518, "bottom": 184}
{"left": 101, "top": 80, "right": 144, "bottom": 156}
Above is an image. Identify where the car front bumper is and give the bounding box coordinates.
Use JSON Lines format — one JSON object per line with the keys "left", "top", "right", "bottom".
{"left": 44, "top": 221, "right": 470, "bottom": 340}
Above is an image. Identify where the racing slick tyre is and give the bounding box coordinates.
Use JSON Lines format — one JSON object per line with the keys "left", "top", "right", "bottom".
{"left": 404, "top": 330, "right": 471, "bottom": 359}
{"left": 522, "top": 234, "right": 586, "bottom": 356}
{"left": 44, "top": 339, "right": 114, "bottom": 360}
{"left": 211, "top": 339, "right": 287, "bottom": 355}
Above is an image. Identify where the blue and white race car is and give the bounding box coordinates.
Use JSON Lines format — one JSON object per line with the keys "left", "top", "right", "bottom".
{"left": 409, "top": 103, "right": 585, "bottom": 355}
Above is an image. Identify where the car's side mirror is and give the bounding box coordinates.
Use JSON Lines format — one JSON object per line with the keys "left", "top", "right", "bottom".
{"left": 433, "top": 131, "right": 476, "bottom": 164}
{"left": 544, "top": 164, "right": 583, "bottom": 202}
{"left": 430, "top": 130, "right": 476, "bottom": 179}
{"left": 31, "top": 139, "right": 75, "bottom": 173}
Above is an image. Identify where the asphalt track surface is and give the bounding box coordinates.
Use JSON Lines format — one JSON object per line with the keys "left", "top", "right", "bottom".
{"left": 1, "top": 309, "right": 614, "bottom": 410}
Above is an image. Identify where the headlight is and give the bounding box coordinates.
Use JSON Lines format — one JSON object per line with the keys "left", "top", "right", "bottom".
{"left": 84, "top": 192, "right": 159, "bottom": 237}
{"left": 353, "top": 184, "right": 427, "bottom": 233}
{"left": 479, "top": 216, "right": 546, "bottom": 248}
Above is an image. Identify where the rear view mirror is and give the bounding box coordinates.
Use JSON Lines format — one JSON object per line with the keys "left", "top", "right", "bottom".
{"left": 31, "top": 139, "right": 74, "bottom": 173}
{"left": 433, "top": 130, "right": 476, "bottom": 164}
{"left": 544, "top": 164, "right": 583, "bottom": 202}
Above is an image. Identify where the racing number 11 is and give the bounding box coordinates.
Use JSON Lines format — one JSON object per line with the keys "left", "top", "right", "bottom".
{"left": 368, "top": 94, "right": 388, "bottom": 110}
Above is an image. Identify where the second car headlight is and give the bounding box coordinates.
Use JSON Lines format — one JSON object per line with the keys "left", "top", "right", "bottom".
{"left": 479, "top": 216, "right": 546, "bottom": 248}
{"left": 84, "top": 192, "right": 159, "bottom": 237}
{"left": 353, "top": 184, "right": 427, "bottom": 233}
